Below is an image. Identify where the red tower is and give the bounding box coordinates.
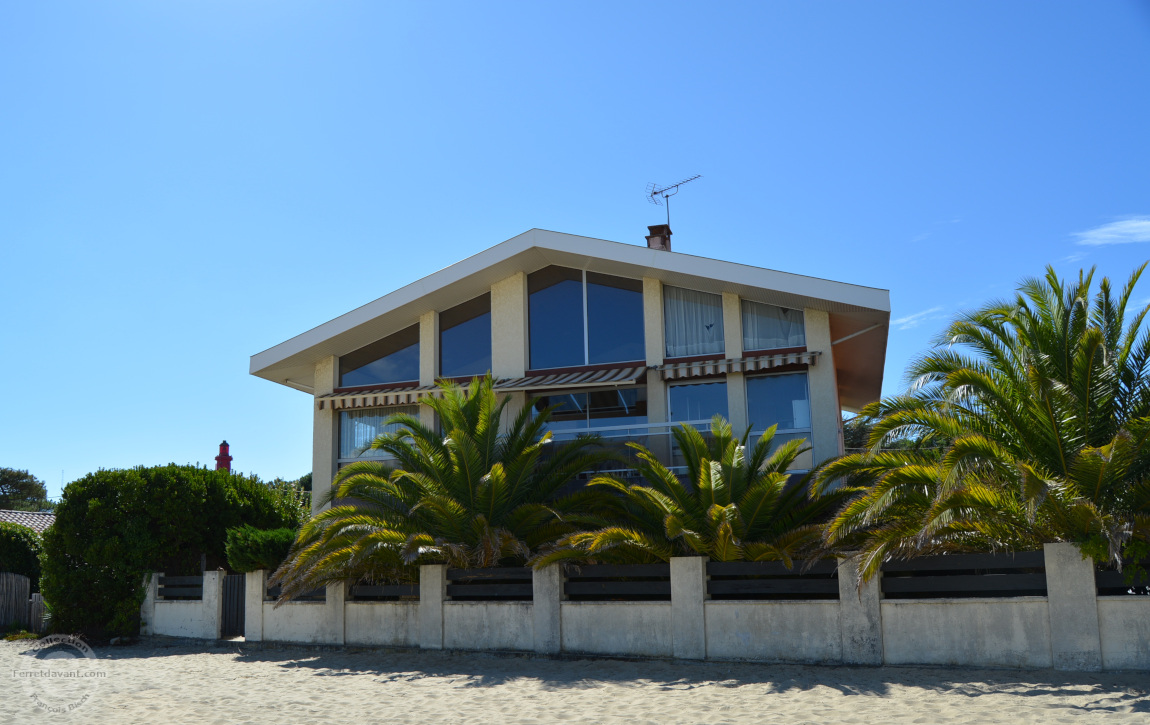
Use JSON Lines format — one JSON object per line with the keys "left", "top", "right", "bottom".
{"left": 215, "top": 440, "right": 233, "bottom": 472}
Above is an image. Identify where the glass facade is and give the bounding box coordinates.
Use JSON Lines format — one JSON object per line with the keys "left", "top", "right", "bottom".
{"left": 668, "top": 380, "right": 728, "bottom": 422}
{"left": 532, "top": 386, "right": 648, "bottom": 435}
{"left": 440, "top": 293, "right": 492, "bottom": 379}
{"left": 338, "top": 405, "right": 420, "bottom": 462}
{"left": 664, "top": 286, "right": 725, "bottom": 358}
{"left": 528, "top": 266, "right": 644, "bottom": 369}
{"left": 746, "top": 372, "right": 812, "bottom": 453}
{"left": 742, "top": 300, "right": 805, "bottom": 352}
{"left": 339, "top": 324, "right": 420, "bottom": 388}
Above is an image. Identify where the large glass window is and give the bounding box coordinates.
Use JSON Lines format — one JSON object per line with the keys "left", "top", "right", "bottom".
{"left": 742, "top": 300, "right": 805, "bottom": 352}
{"left": 664, "top": 286, "right": 724, "bottom": 358}
{"left": 668, "top": 381, "right": 728, "bottom": 422}
{"left": 440, "top": 293, "right": 491, "bottom": 379}
{"left": 339, "top": 325, "right": 420, "bottom": 388}
{"left": 528, "top": 266, "right": 644, "bottom": 369}
{"left": 746, "top": 373, "right": 811, "bottom": 453}
{"left": 532, "top": 387, "right": 648, "bottom": 435}
{"left": 338, "top": 406, "right": 420, "bottom": 462}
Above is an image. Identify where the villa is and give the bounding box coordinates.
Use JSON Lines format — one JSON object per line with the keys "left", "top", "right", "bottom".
{"left": 249, "top": 226, "right": 891, "bottom": 512}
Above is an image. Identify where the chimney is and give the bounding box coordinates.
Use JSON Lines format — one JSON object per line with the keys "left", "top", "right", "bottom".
{"left": 645, "top": 224, "right": 672, "bottom": 252}
{"left": 215, "top": 440, "right": 233, "bottom": 472}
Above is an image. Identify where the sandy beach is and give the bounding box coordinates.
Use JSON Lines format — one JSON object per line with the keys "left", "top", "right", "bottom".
{"left": 3, "top": 638, "right": 1148, "bottom": 724}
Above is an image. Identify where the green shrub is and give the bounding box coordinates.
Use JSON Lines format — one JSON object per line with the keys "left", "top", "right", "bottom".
{"left": 225, "top": 525, "right": 296, "bottom": 573}
{"left": 40, "top": 465, "right": 307, "bottom": 640}
{"left": 0, "top": 522, "right": 42, "bottom": 591}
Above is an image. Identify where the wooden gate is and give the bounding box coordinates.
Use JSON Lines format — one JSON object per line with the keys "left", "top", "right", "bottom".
{"left": 0, "top": 573, "right": 31, "bottom": 629}
{"left": 221, "top": 573, "right": 246, "bottom": 638}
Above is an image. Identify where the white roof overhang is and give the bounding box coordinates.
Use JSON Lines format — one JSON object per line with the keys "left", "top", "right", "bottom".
{"left": 249, "top": 229, "right": 891, "bottom": 408}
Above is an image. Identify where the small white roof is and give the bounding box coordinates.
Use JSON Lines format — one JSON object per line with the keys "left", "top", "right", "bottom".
{"left": 250, "top": 229, "right": 891, "bottom": 408}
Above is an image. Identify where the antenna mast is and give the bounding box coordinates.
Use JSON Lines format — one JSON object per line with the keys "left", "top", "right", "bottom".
{"left": 645, "top": 174, "right": 702, "bottom": 227}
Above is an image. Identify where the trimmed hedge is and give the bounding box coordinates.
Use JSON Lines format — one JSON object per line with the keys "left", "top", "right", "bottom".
{"left": 0, "top": 522, "right": 42, "bottom": 591}
{"left": 225, "top": 525, "right": 296, "bottom": 573}
{"left": 40, "top": 465, "right": 307, "bottom": 639}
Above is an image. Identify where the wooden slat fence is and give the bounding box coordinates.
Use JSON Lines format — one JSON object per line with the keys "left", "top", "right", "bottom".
{"left": 159, "top": 575, "right": 204, "bottom": 600}
{"left": 563, "top": 563, "right": 671, "bottom": 601}
{"left": 1095, "top": 558, "right": 1150, "bottom": 596}
{"left": 707, "top": 560, "right": 839, "bottom": 600}
{"left": 881, "top": 551, "right": 1047, "bottom": 599}
{"left": 447, "top": 567, "right": 532, "bottom": 600}
{"left": 350, "top": 584, "right": 419, "bottom": 601}
{"left": 0, "top": 573, "right": 31, "bottom": 629}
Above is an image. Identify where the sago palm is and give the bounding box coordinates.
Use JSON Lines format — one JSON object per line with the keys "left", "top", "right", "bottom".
{"left": 819, "top": 264, "right": 1150, "bottom": 580}
{"left": 271, "top": 375, "right": 612, "bottom": 599}
{"left": 534, "top": 416, "right": 850, "bottom": 567}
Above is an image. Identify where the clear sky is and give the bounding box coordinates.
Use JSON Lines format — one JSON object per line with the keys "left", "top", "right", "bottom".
{"left": 3, "top": 2, "right": 1149, "bottom": 500}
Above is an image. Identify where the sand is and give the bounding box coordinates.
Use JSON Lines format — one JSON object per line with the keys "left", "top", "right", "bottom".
{"left": 3, "top": 638, "right": 1148, "bottom": 724}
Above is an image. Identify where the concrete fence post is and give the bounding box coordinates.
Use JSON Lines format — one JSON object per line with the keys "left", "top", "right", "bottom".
{"left": 202, "top": 571, "right": 224, "bottom": 640}
{"left": 837, "top": 557, "right": 883, "bottom": 665}
{"left": 670, "top": 557, "right": 707, "bottom": 660}
{"left": 140, "top": 572, "right": 160, "bottom": 636}
{"left": 533, "top": 564, "right": 563, "bottom": 655}
{"left": 245, "top": 570, "right": 265, "bottom": 642}
{"left": 328, "top": 581, "right": 347, "bottom": 645}
{"left": 419, "top": 564, "right": 448, "bottom": 650}
{"left": 1044, "top": 542, "right": 1102, "bottom": 671}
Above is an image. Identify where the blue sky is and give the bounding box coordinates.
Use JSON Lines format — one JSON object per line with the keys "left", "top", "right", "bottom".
{"left": 3, "top": 2, "right": 1149, "bottom": 499}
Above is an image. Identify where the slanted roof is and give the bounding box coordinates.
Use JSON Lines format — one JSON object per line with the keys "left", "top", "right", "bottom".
{"left": 0, "top": 510, "right": 55, "bottom": 535}
{"left": 250, "top": 228, "right": 891, "bottom": 410}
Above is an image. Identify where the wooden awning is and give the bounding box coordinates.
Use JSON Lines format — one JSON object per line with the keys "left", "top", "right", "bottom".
{"left": 316, "top": 384, "right": 439, "bottom": 410}
{"left": 493, "top": 366, "right": 647, "bottom": 392}
{"left": 658, "top": 350, "right": 820, "bottom": 381}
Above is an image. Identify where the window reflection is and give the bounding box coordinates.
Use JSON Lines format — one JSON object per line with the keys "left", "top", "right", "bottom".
{"left": 746, "top": 372, "right": 810, "bottom": 432}
{"left": 339, "top": 325, "right": 420, "bottom": 387}
{"left": 528, "top": 266, "right": 644, "bottom": 369}
{"left": 440, "top": 293, "right": 491, "bottom": 378}
{"left": 532, "top": 387, "right": 648, "bottom": 434}
{"left": 668, "top": 381, "right": 728, "bottom": 422}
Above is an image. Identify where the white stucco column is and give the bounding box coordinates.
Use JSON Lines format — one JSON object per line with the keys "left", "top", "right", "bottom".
{"left": 533, "top": 564, "right": 563, "bottom": 655}
{"left": 327, "top": 581, "right": 346, "bottom": 645}
{"left": 803, "top": 309, "right": 842, "bottom": 467}
{"left": 643, "top": 278, "right": 670, "bottom": 460}
{"left": 202, "top": 570, "right": 224, "bottom": 640}
{"left": 670, "top": 556, "right": 707, "bottom": 660}
{"left": 419, "top": 309, "right": 439, "bottom": 386}
{"left": 722, "top": 292, "right": 748, "bottom": 434}
{"left": 491, "top": 272, "right": 528, "bottom": 378}
{"left": 244, "top": 570, "right": 265, "bottom": 642}
{"left": 837, "top": 557, "right": 883, "bottom": 665}
{"left": 419, "top": 564, "right": 448, "bottom": 650}
{"left": 312, "top": 355, "right": 340, "bottom": 515}
{"left": 1044, "top": 542, "right": 1102, "bottom": 671}
{"left": 140, "top": 572, "right": 159, "bottom": 636}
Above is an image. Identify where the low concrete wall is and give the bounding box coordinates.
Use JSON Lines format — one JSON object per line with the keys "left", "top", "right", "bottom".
{"left": 881, "top": 598, "right": 1052, "bottom": 669}
{"left": 561, "top": 602, "right": 673, "bottom": 658}
{"left": 705, "top": 601, "right": 841, "bottom": 663}
{"left": 149, "top": 571, "right": 222, "bottom": 640}
{"left": 345, "top": 602, "right": 419, "bottom": 647}
{"left": 1098, "top": 597, "right": 1150, "bottom": 671}
{"left": 443, "top": 602, "right": 533, "bottom": 652}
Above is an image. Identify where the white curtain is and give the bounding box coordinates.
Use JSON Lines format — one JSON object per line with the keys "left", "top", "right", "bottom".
{"left": 742, "top": 300, "right": 805, "bottom": 351}
{"left": 664, "top": 286, "right": 725, "bottom": 357}
{"left": 339, "top": 406, "right": 420, "bottom": 460}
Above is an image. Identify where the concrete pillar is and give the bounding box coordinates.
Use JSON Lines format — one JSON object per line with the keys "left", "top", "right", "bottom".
{"left": 499, "top": 390, "right": 528, "bottom": 435}
{"left": 419, "top": 401, "right": 437, "bottom": 430}
{"left": 837, "top": 557, "right": 883, "bottom": 665}
{"left": 670, "top": 556, "right": 707, "bottom": 660}
{"left": 202, "top": 570, "right": 224, "bottom": 640}
{"left": 140, "top": 572, "right": 159, "bottom": 635}
{"left": 533, "top": 564, "right": 563, "bottom": 655}
{"left": 244, "top": 570, "right": 265, "bottom": 642}
{"left": 803, "top": 309, "right": 842, "bottom": 466}
{"left": 491, "top": 272, "right": 528, "bottom": 377}
{"left": 1044, "top": 542, "right": 1102, "bottom": 671}
{"left": 721, "top": 292, "right": 742, "bottom": 359}
{"left": 726, "top": 373, "right": 748, "bottom": 435}
{"left": 419, "top": 310, "right": 439, "bottom": 386}
{"left": 643, "top": 277, "right": 665, "bottom": 365}
{"left": 327, "top": 580, "right": 346, "bottom": 645}
{"left": 312, "top": 355, "right": 340, "bottom": 515}
{"left": 419, "top": 564, "right": 448, "bottom": 650}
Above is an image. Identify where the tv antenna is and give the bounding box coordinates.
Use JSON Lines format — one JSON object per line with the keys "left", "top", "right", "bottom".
{"left": 646, "top": 174, "right": 702, "bottom": 226}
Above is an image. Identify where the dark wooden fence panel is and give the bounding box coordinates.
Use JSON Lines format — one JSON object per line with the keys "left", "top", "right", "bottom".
{"left": 221, "top": 574, "right": 245, "bottom": 637}
{"left": 563, "top": 563, "right": 671, "bottom": 601}
{"left": 350, "top": 584, "right": 419, "bottom": 601}
{"left": 447, "top": 568, "right": 533, "bottom": 601}
{"left": 881, "top": 551, "right": 1047, "bottom": 599}
{"left": 0, "top": 573, "right": 31, "bottom": 628}
{"left": 159, "top": 575, "right": 203, "bottom": 600}
{"left": 706, "top": 560, "right": 839, "bottom": 600}
{"left": 1096, "top": 558, "right": 1150, "bottom": 596}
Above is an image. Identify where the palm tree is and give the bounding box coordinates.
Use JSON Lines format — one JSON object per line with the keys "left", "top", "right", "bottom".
{"left": 270, "top": 375, "right": 612, "bottom": 599}
{"left": 818, "top": 265, "right": 1150, "bottom": 580}
{"left": 533, "top": 416, "right": 851, "bottom": 567}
